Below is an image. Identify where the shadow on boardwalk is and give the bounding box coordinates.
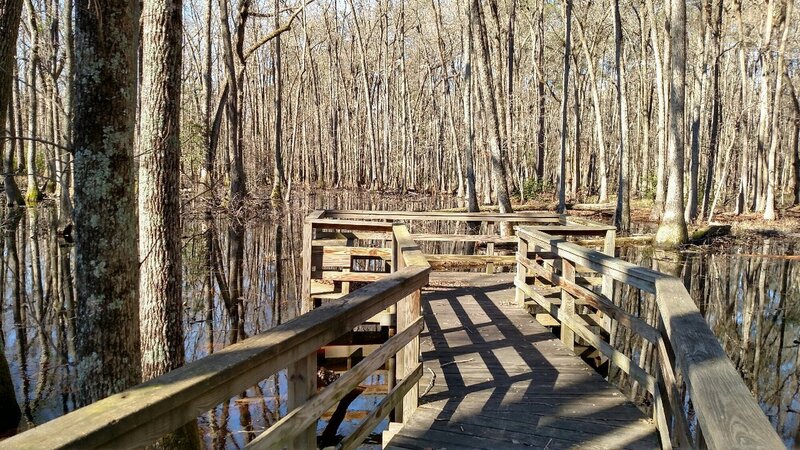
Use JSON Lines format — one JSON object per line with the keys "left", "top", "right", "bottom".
{"left": 386, "top": 273, "right": 659, "bottom": 450}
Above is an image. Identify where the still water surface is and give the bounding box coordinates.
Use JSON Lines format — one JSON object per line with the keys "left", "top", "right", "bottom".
{"left": 1, "top": 191, "right": 798, "bottom": 447}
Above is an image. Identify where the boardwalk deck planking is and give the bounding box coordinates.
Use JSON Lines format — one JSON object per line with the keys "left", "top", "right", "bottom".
{"left": 387, "top": 272, "right": 659, "bottom": 449}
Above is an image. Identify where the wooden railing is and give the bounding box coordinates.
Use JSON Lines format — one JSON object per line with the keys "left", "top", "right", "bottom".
{"left": 304, "top": 209, "right": 562, "bottom": 278}
{"left": 4, "top": 209, "right": 781, "bottom": 449}
{"left": 1, "top": 219, "right": 431, "bottom": 450}
{"left": 515, "top": 224, "right": 783, "bottom": 449}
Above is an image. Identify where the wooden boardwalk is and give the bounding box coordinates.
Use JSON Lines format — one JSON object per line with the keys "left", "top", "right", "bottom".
{"left": 386, "top": 272, "right": 659, "bottom": 449}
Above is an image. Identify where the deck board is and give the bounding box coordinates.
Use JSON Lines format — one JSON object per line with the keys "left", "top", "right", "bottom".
{"left": 387, "top": 272, "right": 659, "bottom": 449}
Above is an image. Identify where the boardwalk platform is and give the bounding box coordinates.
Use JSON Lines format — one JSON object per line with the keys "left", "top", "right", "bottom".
{"left": 386, "top": 272, "right": 659, "bottom": 449}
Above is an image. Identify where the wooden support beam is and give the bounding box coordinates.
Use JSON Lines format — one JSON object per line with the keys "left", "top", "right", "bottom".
{"left": 514, "top": 237, "right": 529, "bottom": 307}
{"left": 248, "top": 318, "right": 424, "bottom": 449}
{"left": 560, "top": 259, "right": 576, "bottom": 353}
{"left": 287, "top": 353, "right": 316, "bottom": 449}
{"left": 338, "top": 363, "right": 423, "bottom": 450}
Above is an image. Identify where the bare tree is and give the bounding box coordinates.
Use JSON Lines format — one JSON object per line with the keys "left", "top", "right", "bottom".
{"left": 0, "top": 0, "right": 24, "bottom": 205}
{"left": 72, "top": 0, "right": 141, "bottom": 405}
{"left": 613, "top": 0, "right": 630, "bottom": 231}
{"left": 558, "top": 0, "right": 572, "bottom": 213}
{"left": 655, "top": 0, "right": 688, "bottom": 247}
{"left": 472, "top": 0, "right": 513, "bottom": 219}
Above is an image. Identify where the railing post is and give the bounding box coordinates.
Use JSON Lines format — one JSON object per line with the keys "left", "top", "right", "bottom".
{"left": 301, "top": 220, "right": 314, "bottom": 314}
{"left": 560, "top": 258, "right": 576, "bottom": 353}
{"left": 602, "top": 229, "right": 616, "bottom": 335}
{"left": 291, "top": 210, "right": 323, "bottom": 448}
{"left": 394, "top": 248, "right": 420, "bottom": 423}
{"left": 387, "top": 231, "right": 399, "bottom": 418}
{"left": 301, "top": 210, "right": 326, "bottom": 313}
{"left": 486, "top": 222, "right": 496, "bottom": 274}
{"left": 515, "top": 233, "right": 529, "bottom": 307}
{"left": 288, "top": 353, "right": 317, "bottom": 449}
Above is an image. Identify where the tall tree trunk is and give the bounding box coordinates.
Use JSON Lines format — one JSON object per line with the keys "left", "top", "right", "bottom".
{"left": 613, "top": 0, "right": 630, "bottom": 232}
{"left": 0, "top": 0, "right": 25, "bottom": 206}
{"left": 202, "top": 0, "right": 214, "bottom": 193}
{"left": 473, "top": 0, "right": 513, "bottom": 220}
{"left": 557, "top": 0, "right": 571, "bottom": 213}
{"left": 73, "top": 0, "right": 141, "bottom": 405}
{"left": 655, "top": 0, "right": 688, "bottom": 247}
{"left": 646, "top": 0, "right": 667, "bottom": 220}
{"left": 138, "top": 0, "right": 187, "bottom": 389}
{"left": 734, "top": 0, "right": 749, "bottom": 214}
{"left": 347, "top": 0, "right": 378, "bottom": 189}
{"left": 788, "top": 77, "right": 800, "bottom": 206}
{"left": 462, "top": 0, "right": 479, "bottom": 217}
{"left": 764, "top": 0, "right": 791, "bottom": 221}
{"left": 24, "top": 0, "right": 40, "bottom": 205}
{"left": 686, "top": 9, "right": 707, "bottom": 224}
{"left": 271, "top": 0, "right": 285, "bottom": 200}
{"left": 701, "top": 0, "right": 723, "bottom": 221}
{"left": 535, "top": 0, "right": 545, "bottom": 182}
{"left": 754, "top": 0, "right": 775, "bottom": 213}
{"left": 575, "top": 17, "right": 608, "bottom": 204}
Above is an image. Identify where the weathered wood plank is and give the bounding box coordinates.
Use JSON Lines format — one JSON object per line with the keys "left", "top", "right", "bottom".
{"left": 247, "top": 317, "right": 424, "bottom": 449}
{"left": 312, "top": 270, "right": 388, "bottom": 282}
{"left": 411, "top": 233, "right": 517, "bottom": 243}
{"left": 0, "top": 266, "right": 429, "bottom": 450}
{"left": 654, "top": 277, "right": 784, "bottom": 449}
{"left": 310, "top": 218, "right": 395, "bottom": 231}
{"left": 388, "top": 274, "right": 658, "bottom": 449}
{"left": 339, "top": 363, "right": 423, "bottom": 450}
{"left": 517, "top": 227, "right": 659, "bottom": 293}
{"left": 424, "top": 254, "right": 516, "bottom": 269}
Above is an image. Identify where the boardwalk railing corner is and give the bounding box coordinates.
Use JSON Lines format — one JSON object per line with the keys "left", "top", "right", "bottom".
{"left": 514, "top": 221, "right": 783, "bottom": 449}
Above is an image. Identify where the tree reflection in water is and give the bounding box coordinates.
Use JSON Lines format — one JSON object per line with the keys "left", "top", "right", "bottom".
{"left": 0, "top": 192, "right": 797, "bottom": 447}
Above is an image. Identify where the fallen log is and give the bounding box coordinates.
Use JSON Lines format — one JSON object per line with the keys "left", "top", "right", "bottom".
{"left": 689, "top": 224, "right": 731, "bottom": 244}
{"left": 568, "top": 203, "right": 615, "bottom": 212}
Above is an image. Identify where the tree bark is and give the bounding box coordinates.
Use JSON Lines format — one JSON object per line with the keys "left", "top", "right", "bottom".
{"left": 472, "top": 0, "right": 512, "bottom": 221}
{"left": 764, "top": 0, "right": 791, "bottom": 221}
{"left": 557, "top": 0, "right": 571, "bottom": 213}
{"left": 73, "top": 0, "right": 141, "bottom": 405}
{"left": 0, "top": 0, "right": 24, "bottom": 206}
{"left": 271, "top": 0, "right": 286, "bottom": 200}
{"left": 575, "top": 16, "right": 608, "bottom": 204}
{"left": 613, "top": 0, "right": 630, "bottom": 232}
{"left": 462, "top": 0, "right": 479, "bottom": 237}
{"left": 701, "top": 0, "right": 723, "bottom": 221}
{"left": 646, "top": 0, "right": 667, "bottom": 220}
{"left": 139, "top": 0, "right": 186, "bottom": 384}
{"left": 655, "top": 0, "right": 688, "bottom": 247}
{"left": 24, "top": 0, "right": 40, "bottom": 205}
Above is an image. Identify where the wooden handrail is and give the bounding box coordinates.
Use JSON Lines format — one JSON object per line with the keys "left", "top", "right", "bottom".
{"left": 0, "top": 264, "right": 429, "bottom": 450}
{"left": 323, "top": 209, "right": 562, "bottom": 223}
{"left": 515, "top": 224, "right": 784, "bottom": 449}
{"left": 247, "top": 317, "right": 425, "bottom": 449}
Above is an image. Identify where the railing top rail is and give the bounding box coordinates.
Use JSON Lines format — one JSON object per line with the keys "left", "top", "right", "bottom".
{"left": 515, "top": 224, "right": 783, "bottom": 449}
{"left": 306, "top": 217, "right": 395, "bottom": 231}
{"left": 563, "top": 215, "right": 617, "bottom": 230}
{"left": 393, "top": 223, "right": 431, "bottom": 269}
{"left": 320, "top": 210, "right": 563, "bottom": 223}
{"left": 654, "top": 278, "right": 783, "bottom": 449}
{"left": 1, "top": 265, "right": 430, "bottom": 450}
{"left": 517, "top": 226, "right": 661, "bottom": 293}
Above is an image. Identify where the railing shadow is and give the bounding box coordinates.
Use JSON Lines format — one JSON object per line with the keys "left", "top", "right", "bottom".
{"left": 391, "top": 275, "right": 659, "bottom": 449}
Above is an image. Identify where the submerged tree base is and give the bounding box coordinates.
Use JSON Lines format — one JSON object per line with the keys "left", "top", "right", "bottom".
{"left": 654, "top": 222, "right": 689, "bottom": 248}
{"left": 25, "top": 187, "right": 40, "bottom": 206}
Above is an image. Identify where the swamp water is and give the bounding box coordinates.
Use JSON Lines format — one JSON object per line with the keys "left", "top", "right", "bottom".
{"left": 1, "top": 191, "right": 798, "bottom": 448}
